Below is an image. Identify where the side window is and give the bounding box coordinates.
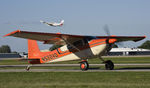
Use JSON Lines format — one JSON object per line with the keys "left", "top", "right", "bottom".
{"left": 73, "top": 40, "right": 83, "bottom": 47}
{"left": 67, "top": 39, "right": 88, "bottom": 50}
{"left": 83, "top": 38, "right": 88, "bottom": 44}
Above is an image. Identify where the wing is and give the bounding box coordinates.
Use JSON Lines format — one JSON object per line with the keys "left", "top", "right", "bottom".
{"left": 3, "top": 30, "right": 84, "bottom": 45}
{"left": 4, "top": 30, "right": 146, "bottom": 45}
{"left": 96, "top": 35, "right": 146, "bottom": 42}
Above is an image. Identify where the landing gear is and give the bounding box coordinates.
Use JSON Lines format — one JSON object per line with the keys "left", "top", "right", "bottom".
{"left": 80, "top": 61, "right": 89, "bottom": 71}
{"left": 104, "top": 60, "right": 114, "bottom": 70}
{"left": 26, "top": 65, "right": 32, "bottom": 71}
{"left": 99, "top": 57, "right": 114, "bottom": 70}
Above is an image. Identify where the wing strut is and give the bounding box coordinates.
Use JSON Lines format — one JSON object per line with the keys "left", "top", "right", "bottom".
{"left": 61, "top": 37, "right": 81, "bottom": 51}
{"left": 61, "top": 37, "right": 87, "bottom": 60}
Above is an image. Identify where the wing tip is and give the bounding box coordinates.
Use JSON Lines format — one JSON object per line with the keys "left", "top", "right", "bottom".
{"left": 133, "top": 35, "right": 146, "bottom": 42}
{"left": 3, "top": 30, "right": 21, "bottom": 37}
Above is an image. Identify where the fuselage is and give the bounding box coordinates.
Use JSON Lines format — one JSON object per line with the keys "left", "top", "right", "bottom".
{"left": 48, "top": 23, "right": 62, "bottom": 26}
{"left": 28, "top": 38, "right": 109, "bottom": 64}
{"left": 40, "top": 20, "right": 64, "bottom": 27}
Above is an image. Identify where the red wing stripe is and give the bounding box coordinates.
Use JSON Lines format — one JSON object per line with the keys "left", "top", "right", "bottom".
{"left": 3, "top": 30, "right": 20, "bottom": 37}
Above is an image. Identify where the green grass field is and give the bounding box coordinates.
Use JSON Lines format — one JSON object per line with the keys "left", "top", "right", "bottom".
{"left": 0, "top": 57, "right": 150, "bottom": 88}
{"left": 0, "top": 72, "right": 150, "bottom": 88}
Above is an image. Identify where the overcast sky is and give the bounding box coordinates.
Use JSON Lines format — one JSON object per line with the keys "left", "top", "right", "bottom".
{"left": 0, "top": 0, "right": 150, "bottom": 52}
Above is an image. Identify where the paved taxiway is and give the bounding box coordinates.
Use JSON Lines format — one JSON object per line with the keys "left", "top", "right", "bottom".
{"left": 1, "top": 64, "right": 150, "bottom": 67}
{"left": 0, "top": 64, "right": 150, "bottom": 72}
{"left": 1, "top": 69, "right": 150, "bottom": 72}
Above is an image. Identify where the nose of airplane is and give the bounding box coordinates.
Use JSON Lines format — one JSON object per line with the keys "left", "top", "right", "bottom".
{"left": 108, "top": 39, "right": 117, "bottom": 44}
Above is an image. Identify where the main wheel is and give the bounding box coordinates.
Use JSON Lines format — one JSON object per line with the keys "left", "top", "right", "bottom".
{"left": 105, "top": 60, "right": 114, "bottom": 70}
{"left": 80, "top": 61, "right": 89, "bottom": 71}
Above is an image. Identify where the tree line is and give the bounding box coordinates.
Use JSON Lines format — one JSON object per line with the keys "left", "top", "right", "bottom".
{"left": 0, "top": 45, "right": 11, "bottom": 53}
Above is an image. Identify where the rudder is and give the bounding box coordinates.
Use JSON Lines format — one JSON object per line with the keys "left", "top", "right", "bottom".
{"left": 28, "top": 39, "right": 41, "bottom": 59}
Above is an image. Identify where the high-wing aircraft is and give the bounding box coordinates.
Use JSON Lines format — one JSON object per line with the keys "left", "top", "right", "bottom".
{"left": 40, "top": 20, "right": 64, "bottom": 27}
{"left": 4, "top": 30, "right": 146, "bottom": 71}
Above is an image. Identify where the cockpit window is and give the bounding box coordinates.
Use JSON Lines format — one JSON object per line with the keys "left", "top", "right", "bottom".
{"left": 67, "top": 39, "right": 88, "bottom": 50}
{"left": 67, "top": 39, "right": 86, "bottom": 49}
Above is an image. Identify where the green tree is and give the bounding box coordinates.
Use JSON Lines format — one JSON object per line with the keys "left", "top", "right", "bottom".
{"left": 0, "top": 45, "right": 11, "bottom": 53}
{"left": 138, "top": 40, "right": 150, "bottom": 49}
{"left": 49, "top": 44, "right": 63, "bottom": 51}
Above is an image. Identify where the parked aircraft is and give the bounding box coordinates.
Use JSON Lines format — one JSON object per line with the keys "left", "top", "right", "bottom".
{"left": 4, "top": 30, "right": 146, "bottom": 71}
{"left": 40, "top": 20, "right": 64, "bottom": 27}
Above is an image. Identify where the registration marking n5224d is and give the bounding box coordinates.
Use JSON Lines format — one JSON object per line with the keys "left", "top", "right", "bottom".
{"left": 42, "top": 53, "right": 58, "bottom": 62}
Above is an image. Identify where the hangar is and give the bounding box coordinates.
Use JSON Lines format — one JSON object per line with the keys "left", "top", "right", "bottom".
{"left": 108, "top": 48, "right": 150, "bottom": 56}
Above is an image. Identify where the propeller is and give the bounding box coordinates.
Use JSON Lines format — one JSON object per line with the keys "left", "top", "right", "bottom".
{"left": 103, "top": 24, "right": 110, "bottom": 36}
{"left": 103, "top": 24, "right": 124, "bottom": 53}
{"left": 103, "top": 24, "right": 124, "bottom": 47}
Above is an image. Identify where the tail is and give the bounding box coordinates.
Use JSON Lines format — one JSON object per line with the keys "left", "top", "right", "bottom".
{"left": 60, "top": 20, "right": 64, "bottom": 25}
{"left": 60, "top": 20, "right": 64, "bottom": 24}
{"left": 28, "top": 39, "right": 42, "bottom": 64}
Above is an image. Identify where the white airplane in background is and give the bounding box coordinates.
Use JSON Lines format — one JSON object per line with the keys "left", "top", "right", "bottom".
{"left": 40, "top": 20, "right": 64, "bottom": 27}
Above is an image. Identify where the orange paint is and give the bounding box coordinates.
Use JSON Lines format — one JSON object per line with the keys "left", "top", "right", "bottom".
{"left": 81, "top": 64, "right": 85, "bottom": 69}
{"left": 3, "top": 30, "right": 20, "bottom": 37}
{"left": 108, "top": 39, "right": 117, "bottom": 44}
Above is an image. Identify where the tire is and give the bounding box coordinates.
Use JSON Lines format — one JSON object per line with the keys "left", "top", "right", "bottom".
{"left": 105, "top": 60, "right": 114, "bottom": 70}
{"left": 80, "top": 61, "right": 89, "bottom": 71}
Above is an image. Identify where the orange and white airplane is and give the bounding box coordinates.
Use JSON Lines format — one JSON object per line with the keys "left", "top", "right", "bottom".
{"left": 4, "top": 30, "right": 146, "bottom": 71}
{"left": 40, "top": 20, "right": 64, "bottom": 27}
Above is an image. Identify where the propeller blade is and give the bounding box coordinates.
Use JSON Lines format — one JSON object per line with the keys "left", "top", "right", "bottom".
{"left": 103, "top": 24, "right": 110, "bottom": 36}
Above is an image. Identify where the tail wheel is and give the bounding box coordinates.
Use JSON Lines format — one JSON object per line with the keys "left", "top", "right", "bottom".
{"left": 26, "top": 65, "right": 31, "bottom": 71}
{"left": 80, "top": 61, "right": 89, "bottom": 71}
{"left": 105, "top": 60, "right": 114, "bottom": 70}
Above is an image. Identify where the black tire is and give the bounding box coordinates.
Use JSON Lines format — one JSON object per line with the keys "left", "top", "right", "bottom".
{"left": 105, "top": 60, "right": 114, "bottom": 70}
{"left": 80, "top": 61, "right": 89, "bottom": 71}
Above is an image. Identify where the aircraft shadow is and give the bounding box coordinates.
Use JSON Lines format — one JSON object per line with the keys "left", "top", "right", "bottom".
{"left": 88, "top": 67, "right": 100, "bottom": 70}
{"left": 117, "top": 67, "right": 150, "bottom": 70}
{"left": 89, "top": 66, "right": 150, "bottom": 70}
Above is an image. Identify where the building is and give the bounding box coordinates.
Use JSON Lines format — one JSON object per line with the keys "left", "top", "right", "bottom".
{"left": 0, "top": 53, "right": 21, "bottom": 59}
{"left": 108, "top": 48, "right": 150, "bottom": 56}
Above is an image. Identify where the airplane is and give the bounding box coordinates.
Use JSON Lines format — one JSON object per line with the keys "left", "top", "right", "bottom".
{"left": 40, "top": 20, "right": 64, "bottom": 27}
{"left": 3, "top": 30, "right": 146, "bottom": 71}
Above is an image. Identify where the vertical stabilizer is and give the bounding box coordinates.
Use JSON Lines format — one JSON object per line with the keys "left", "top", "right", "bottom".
{"left": 28, "top": 39, "right": 41, "bottom": 58}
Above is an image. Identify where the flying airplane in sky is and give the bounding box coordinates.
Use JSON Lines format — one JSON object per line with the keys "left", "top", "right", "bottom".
{"left": 40, "top": 20, "right": 64, "bottom": 27}
{"left": 4, "top": 30, "right": 146, "bottom": 71}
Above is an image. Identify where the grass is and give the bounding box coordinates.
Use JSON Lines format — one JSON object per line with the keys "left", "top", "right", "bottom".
{"left": 0, "top": 72, "right": 150, "bottom": 88}
{"left": 0, "top": 57, "right": 150, "bottom": 88}
{"left": 0, "top": 59, "right": 28, "bottom": 65}
{"left": 0, "top": 57, "right": 150, "bottom": 65}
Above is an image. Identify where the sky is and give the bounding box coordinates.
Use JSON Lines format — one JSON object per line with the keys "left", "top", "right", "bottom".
{"left": 0, "top": 0, "right": 150, "bottom": 52}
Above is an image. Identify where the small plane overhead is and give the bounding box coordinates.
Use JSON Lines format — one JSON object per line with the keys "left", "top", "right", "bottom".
{"left": 4, "top": 30, "right": 146, "bottom": 71}
{"left": 40, "top": 20, "right": 64, "bottom": 27}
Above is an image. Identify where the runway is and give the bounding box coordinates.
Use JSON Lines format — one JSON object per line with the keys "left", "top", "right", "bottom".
{"left": 0, "top": 64, "right": 150, "bottom": 72}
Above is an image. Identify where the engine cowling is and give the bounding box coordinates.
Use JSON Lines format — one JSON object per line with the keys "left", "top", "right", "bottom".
{"left": 106, "top": 39, "right": 117, "bottom": 53}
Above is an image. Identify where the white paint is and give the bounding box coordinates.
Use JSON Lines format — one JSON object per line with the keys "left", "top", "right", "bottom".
{"left": 46, "top": 44, "right": 107, "bottom": 63}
